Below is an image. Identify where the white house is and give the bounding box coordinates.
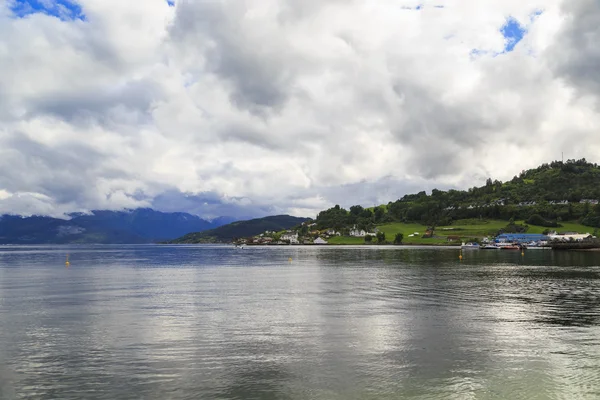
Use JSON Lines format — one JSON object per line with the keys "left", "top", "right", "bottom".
{"left": 281, "top": 232, "right": 299, "bottom": 244}
{"left": 314, "top": 237, "right": 328, "bottom": 245}
{"left": 349, "top": 226, "right": 377, "bottom": 237}
{"left": 350, "top": 228, "right": 367, "bottom": 237}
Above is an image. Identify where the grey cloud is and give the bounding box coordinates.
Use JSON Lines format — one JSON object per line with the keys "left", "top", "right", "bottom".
{"left": 389, "top": 84, "right": 496, "bottom": 179}
{"left": 169, "top": 1, "right": 297, "bottom": 114}
{"left": 315, "top": 176, "right": 451, "bottom": 209}
{"left": 150, "top": 178, "right": 440, "bottom": 219}
{"left": 26, "top": 79, "right": 162, "bottom": 127}
{"left": 151, "top": 189, "right": 276, "bottom": 219}
{"left": 276, "top": 0, "right": 356, "bottom": 23}
{"left": 548, "top": 0, "right": 600, "bottom": 98}
{"left": 0, "top": 134, "right": 130, "bottom": 206}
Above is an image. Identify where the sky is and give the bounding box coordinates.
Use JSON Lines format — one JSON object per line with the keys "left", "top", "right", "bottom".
{"left": 0, "top": 0, "right": 599, "bottom": 219}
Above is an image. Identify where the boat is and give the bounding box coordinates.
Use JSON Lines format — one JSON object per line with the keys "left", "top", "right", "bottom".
{"left": 523, "top": 241, "right": 550, "bottom": 250}
{"left": 499, "top": 244, "right": 521, "bottom": 250}
{"left": 480, "top": 244, "right": 499, "bottom": 249}
{"left": 461, "top": 242, "right": 480, "bottom": 249}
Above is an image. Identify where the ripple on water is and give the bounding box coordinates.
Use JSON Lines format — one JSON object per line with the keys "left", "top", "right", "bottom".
{"left": 1, "top": 246, "right": 600, "bottom": 399}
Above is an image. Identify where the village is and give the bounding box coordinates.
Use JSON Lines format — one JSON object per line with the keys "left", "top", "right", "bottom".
{"left": 235, "top": 222, "right": 380, "bottom": 246}
{"left": 234, "top": 219, "right": 599, "bottom": 249}
{"left": 445, "top": 198, "right": 599, "bottom": 211}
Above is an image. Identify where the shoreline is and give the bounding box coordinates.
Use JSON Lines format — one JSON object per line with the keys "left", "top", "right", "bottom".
{"left": 233, "top": 242, "right": 461, "bottom": 247}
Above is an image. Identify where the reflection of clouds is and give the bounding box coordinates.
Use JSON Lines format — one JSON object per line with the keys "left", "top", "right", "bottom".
{"left": 458, "top": 264, "right": 600, "bottom": 399}
{"left": 2, "top": 246, "right": 600, "bottom": 398}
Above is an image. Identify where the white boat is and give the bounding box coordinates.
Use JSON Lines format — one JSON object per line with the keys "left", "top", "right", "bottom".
{"left": 480, "top": 244, "right": 499, "bottom": 249}
{"left": 523, "top": 241, "right": 550, "bottom": 250}
{"left": 461, "top": 242, "right": 480, "bottom": 249}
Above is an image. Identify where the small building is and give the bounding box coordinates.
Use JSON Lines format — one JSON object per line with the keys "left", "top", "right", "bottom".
{"left": 547, "top": 233, "right": 592, "bottom": 242}
{"left": 350, "top": 228, "right": 367, "bottom": 237}
{"left": 350, "top": 225, "right": 376, "bottom": 237}
{"left": 314, "top": 237, "right": 328, "bottom": 245}
{"left": 447, "top": 235, "right": 461, "bottom": 242}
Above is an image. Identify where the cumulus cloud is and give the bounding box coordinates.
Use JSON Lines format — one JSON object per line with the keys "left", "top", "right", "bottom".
{"left": 0, "top": 0, "right": 598, "bottom": 218}
{"left": 547, "top": 0, "right": 600, "bottom": 98}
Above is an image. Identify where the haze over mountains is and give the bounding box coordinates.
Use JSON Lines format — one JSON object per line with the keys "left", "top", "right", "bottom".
{"left": 0, "top": 208, "right": 237, "bottom": 244}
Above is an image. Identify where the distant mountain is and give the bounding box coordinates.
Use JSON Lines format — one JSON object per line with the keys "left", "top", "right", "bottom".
{"left": 167, "top": 215, "right": 310, "bottom": 244}
{"left": 0, "top": 208, "right": 235, "bottom": 244}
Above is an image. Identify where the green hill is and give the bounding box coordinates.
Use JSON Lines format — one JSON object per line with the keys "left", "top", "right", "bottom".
{"left": 167, "top": 215, "right": 310, "bottom": 244}
{"left": 315, "top": 159, "right": 600, "bottom": 235}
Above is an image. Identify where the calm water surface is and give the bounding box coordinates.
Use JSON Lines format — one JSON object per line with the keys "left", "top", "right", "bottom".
{"left": 1, "top": 245, "right": 600, "bottom": 399}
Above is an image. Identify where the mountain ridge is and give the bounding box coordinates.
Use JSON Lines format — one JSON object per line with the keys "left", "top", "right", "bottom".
{"left": 0, "top": 208, "right": 238, "bottom": 244}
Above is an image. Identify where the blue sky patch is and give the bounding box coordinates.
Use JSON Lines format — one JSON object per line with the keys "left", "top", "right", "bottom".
{"left": 531, "top": 9, "right": 543, "bottom": 19}
{"left": 471, "top": 13, "right": 539, "bottom": 59}
{"left": 500, "top": 17, "right": 526, "bottom": 52}
{"left": 401, "top": 4, "right": 424, "bottom": 10}
{"left": 9, "top": 0, "right": 85, "bottom": 21}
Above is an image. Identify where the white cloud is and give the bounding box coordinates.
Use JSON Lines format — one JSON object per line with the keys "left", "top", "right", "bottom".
{"left": 0, "top": 0, "right": 598, "bottom": 218}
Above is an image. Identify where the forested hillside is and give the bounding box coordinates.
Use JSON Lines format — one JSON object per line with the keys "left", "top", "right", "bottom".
{"left": 315, "top": 159, "right": 600, "bottom": 230}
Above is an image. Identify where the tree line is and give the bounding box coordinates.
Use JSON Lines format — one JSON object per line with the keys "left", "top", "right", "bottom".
{"left": 315, "top": 159, "right": 600, "bottom": 230}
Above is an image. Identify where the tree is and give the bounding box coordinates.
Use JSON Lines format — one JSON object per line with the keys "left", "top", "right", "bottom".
{"left": 299, "top": 225, "right": 308, "bottom": 236}
{"left": 364, "top": 235, "right": 373, "bottom": 243}
{"left": 376, "top": 232, "right": 386, "bottom": 244}
{"left": 394, "top": 233, "right": 404, "bottom": 244}
{"left": 374, "top": 206, "right": 385, "bottom": 223}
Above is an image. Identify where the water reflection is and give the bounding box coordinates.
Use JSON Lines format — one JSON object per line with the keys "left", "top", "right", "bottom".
{"left": 1, "top": 245, "right": 600, "bottom": 399}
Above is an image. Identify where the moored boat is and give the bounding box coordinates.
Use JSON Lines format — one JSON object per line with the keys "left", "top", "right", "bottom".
{"left": 499, "top": 244, "right": 521, "bottom": 250}
{"left": 480, "top": 244, "right": 499, "bottom": 249}
{"left": 523, "top": 241, "right": 550, "bottom": 249}
{"left": 461, "top": 242, "right": 480, "bottom": 249}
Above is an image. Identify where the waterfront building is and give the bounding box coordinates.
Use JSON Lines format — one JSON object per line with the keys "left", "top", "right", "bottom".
{"left": 496, "top": 233, "right": 549, "bottom": 243}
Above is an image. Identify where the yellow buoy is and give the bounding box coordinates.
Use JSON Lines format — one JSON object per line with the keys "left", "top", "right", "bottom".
{"left": 288, "top": 257, "right": 292, "bottom": 263}
{"left": 65, "top": 254, "right": 70, "bottom": 267}
{"left": 459, "top": 252, "right": 463, "bottom": 261}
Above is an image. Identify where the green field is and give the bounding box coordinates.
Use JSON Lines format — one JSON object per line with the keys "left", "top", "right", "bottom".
{"left": 327, "top": 220, "right": 595, "bottom": 245}
{"left": 327, "top": 236, "right": 365, "bottom": 245}
{"left": 523, "top": 221, "right": 594, "bottom": 234}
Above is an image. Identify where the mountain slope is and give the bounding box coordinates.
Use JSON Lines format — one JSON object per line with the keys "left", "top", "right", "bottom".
{"left": 167, "top": 215, "right": 310, "bottom": 243}
{"left": 314, "top": 159, "right": 600, "bottom": 230}
{"left": 0, "top": 208, "right": 234, "bottom": 244}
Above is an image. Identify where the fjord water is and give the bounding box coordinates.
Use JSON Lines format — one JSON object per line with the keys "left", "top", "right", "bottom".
{"left": 1, "top": 246, "right": 600, "bottom": 399}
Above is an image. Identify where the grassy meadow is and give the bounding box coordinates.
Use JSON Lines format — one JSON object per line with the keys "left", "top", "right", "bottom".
{"left": 326, "top": 219, "right": 595, "bottom": 245}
